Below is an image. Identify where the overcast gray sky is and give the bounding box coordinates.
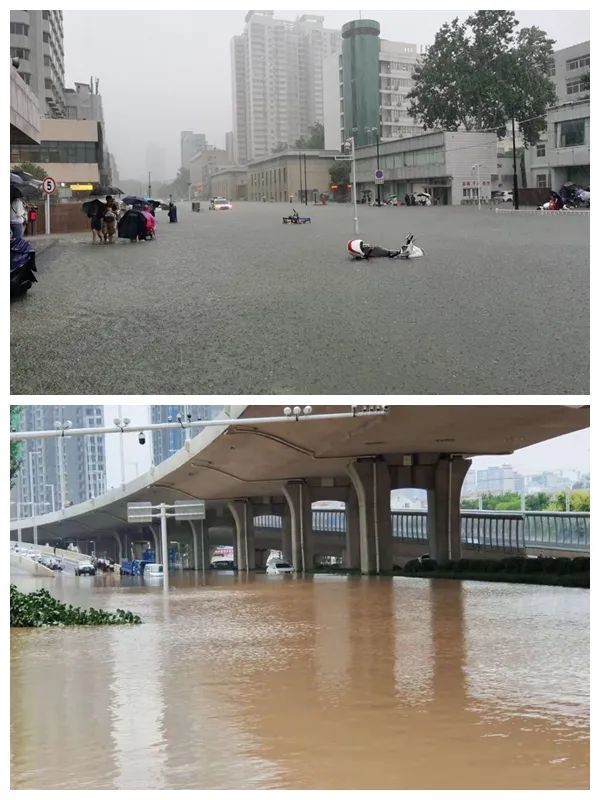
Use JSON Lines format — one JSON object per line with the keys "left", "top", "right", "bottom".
{"left": 63, "top": 8, "right": 590, "bottom": 182}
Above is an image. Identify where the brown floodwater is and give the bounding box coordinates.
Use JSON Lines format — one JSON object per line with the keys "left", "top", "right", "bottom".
{"left": 10, "top": 572, "right": 589, "bottom": 790}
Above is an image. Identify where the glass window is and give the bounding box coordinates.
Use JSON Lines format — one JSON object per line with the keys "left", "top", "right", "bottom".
{"left": 556, "top": 118, "right": 586, "bottom": 147}
{"left": 536, "top": 144, "right": 546, "bottom": 157}
{"left": 536, "top": 174, "right": 548, "bottom": 188}
{"left": 43, "top": 32, "right": 50, "bottom": 43}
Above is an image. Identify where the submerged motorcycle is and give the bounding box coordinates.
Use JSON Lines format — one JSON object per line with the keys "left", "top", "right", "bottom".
{"left": 347, "top": 232, "right": 424, "bottom": 260}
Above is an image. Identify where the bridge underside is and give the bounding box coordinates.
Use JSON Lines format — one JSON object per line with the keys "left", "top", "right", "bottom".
{"left": 11, "top": 406, "right": 589, "bottom": 574}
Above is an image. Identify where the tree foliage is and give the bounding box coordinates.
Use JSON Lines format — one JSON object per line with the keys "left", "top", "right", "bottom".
{"left": 328, "top": 160, "right": 351, "bottom": 201}
{"left": 157, "top": 167, "right": 190, "bottom": 200}
{"left": 407, "top": 11, "right": 557, "bottom": 145}
{"left": 295, "top": 122, "right": 325, "bottom": 150}
{"left": 10, "top": 406, "right": 22, "bottom": 488}
{"left": 12, "top": 161, "right": 48, "bottom": 180}
{"left": 459, "top": 491, "right": 581, "bottom": 511}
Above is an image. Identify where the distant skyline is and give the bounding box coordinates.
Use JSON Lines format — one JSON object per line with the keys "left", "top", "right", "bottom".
{"left": 62, "top": 7, "right": 590, "bottom": 181}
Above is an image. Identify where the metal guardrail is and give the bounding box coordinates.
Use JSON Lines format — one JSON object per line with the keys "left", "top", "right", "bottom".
{"left": 253, "top": 510, "right": 590, "bottom": 552}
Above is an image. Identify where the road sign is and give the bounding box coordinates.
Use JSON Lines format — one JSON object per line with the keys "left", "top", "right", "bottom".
{"left": 173, "top": 500, "right": 206, "bottom": 520}
{"left": 374, "top": 169, "right": 384, "bottom": 185}
{"left": 42, "top": 176, "right": 57, "bottom": 194}
{"left": 127, "top": 502, "right": 154, "bottom": 523}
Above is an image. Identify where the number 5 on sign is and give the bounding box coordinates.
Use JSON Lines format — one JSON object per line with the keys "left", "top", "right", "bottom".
{"left": 42, "top": 176, "right": 56, "bottom": 234}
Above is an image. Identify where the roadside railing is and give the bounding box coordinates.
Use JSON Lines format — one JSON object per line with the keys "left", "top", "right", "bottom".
{"left": 253, "top": 510, "right": 589, "bottom": 552}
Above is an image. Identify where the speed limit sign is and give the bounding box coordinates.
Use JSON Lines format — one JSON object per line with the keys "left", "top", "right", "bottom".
{"left": 42, "top": 176, "right": 57, "bottom": 194}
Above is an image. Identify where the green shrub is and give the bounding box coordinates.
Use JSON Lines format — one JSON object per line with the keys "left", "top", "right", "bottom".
{"left": 10, "top": 585, "right": 142, "bottom": 628}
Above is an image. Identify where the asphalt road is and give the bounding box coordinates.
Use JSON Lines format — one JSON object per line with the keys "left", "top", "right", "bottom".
{"left": 11, "top": 202, "right": 589, "bottom": 394}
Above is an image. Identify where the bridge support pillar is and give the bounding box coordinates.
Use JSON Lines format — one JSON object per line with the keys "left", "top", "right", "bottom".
{"left": 188, "top": 520, "right": 210, "bottom": 571}
{"left": 227, "top": 501, "right": 255, "bottom": 571}
{"left": 427, "top": 457, "right": 471, "bottom": 563}
{"left": 345, "top": 492, "right": 361, "bottom": 569}
{"left": 113, "top": 533, "right": 122, "bottom": 564}
{"left": 347, "top": 458, "right": 393, "bottom": 574}
{"left": 281, "top": 509, "right": 293, "bottom": 564}
{"left": 283, "top": 481, "right": 313, "bottom": 572}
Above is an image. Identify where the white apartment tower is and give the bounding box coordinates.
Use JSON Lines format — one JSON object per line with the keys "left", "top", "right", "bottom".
{"left": 10, "top": 10, "right": 65, "bottom": 118}
{"left": 231, "top": 11, "right": 341, "bottom": 163}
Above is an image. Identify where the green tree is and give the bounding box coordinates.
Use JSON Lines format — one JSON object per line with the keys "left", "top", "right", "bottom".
{"left": 407, "top": 11, "right": 557, "bottom": 146}
{"left": 328, "top": 161, "right": 351, "bottom": 201}
{"left": 12, "top": 162, "right": 48, "bottom": 180}
{"left": 10, "top": 406, "right": 22, "bottom": 488}
{"left": 525, "top": 492, "right": 552, "bottom": 511}
{"left": 550, "top": 490, "right": 590, "bottom": 512}
{"left": 295, "top": 122, "right": 325, "bottom": 150}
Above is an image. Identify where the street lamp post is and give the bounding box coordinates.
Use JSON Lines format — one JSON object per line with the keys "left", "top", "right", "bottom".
{"left": 472, "top": 163, "right": 482, "bottom": 210}
{"left": 511, "top": 116, "right": 519, "bottom": 210}
{"left": 344, "top": 137, "right": 359, "bottom": 235}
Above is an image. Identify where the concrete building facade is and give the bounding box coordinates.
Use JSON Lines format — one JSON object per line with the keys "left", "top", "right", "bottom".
{"left": 231, "top": 11, "right": 340, "bottom": 163}
{"left": 10, "top": 66, "right": 41, "bottom": 145}
{"left": 11, "top": 405, "right": 106, "bottom": 519}
{"left": 209, "top": 167, "right": 248, "bottom": 201}
{"left": 10, "top": 9, "right": 65, "bottom": 118}
{"left": 324, "top": 18, "right": 422, "bottom": 150}
{"left": 10, "top": 118, "right": 108, "bottom": 190}
{"left": 524, "top": 41, "right": 590, "bottom": 189}
{"left": 245, "top": 149, "right": 340, "bottom": 202}
{"left": 180, "top": 130, "right": 207, "bottom": 171}
{"left": 189, "top": 148, "right": 233, "bottom": 198}
{"left": 354, "top": 131, "right": 498, "bottom": 205}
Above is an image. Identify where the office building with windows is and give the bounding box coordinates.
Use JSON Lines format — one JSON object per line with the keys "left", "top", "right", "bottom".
{"left": 11, "top": 406, "right": 106, "bottom": 520}
{"left": 181, "top": 131, "right": 207, "bottom": 171}
{"left": 150, "top": 406, "right": 225, "bottom": 466}
{"left": 525, "top": 41, "right": 590, "bottom": 189}
{"left": 10, "top": 10, "right": 65, "bottom": 118}
{"left": 323, "top": 19, "right": 422, "bottom": 150}
{"left": 231, "top": 11, "right": 340, "bottom": 163}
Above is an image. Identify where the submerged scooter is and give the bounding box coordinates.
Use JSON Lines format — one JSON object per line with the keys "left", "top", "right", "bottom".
{"left": 347, "top": 232, "right": 424, "bottom": 260}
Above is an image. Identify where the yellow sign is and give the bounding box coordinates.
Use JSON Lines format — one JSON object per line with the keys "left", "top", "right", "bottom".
{"left": 69, "top": 183, "right": 94, "bottom": 191}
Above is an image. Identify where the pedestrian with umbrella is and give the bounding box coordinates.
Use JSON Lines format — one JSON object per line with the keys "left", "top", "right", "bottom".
{"left": 10, "top": 183, "right": 27, "bottom": 239}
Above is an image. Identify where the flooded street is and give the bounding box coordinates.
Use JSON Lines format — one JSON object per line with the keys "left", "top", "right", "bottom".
{"left": 11, "top": 573, "right": 589, "bottom": 789}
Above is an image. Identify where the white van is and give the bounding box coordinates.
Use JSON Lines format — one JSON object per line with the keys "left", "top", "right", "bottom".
{"left": 144, "top": 563, "right": 164, "bottom": 578}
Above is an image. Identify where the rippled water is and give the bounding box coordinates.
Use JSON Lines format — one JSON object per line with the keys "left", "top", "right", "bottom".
{"left": 10, "top": 573, "right": 589, "bottom": 789}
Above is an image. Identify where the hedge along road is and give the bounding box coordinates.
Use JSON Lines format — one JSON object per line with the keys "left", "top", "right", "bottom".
{"left": 10, "top": 203, "right": 589, "bottom": 394}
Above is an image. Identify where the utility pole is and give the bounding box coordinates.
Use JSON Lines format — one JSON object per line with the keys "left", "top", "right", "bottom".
{"left": 148, "top": 171, "right": 152, "bottom": 197}
{"left": 303, "top": 153, "right": 308, "bottom": 206}
{"left": 298, "top": 152, "right": 303, "bottom": 204}
{"left": 511, "top": 117, "right": 519, "bottom": 210}
{"left": 376, "top": 129, "right": 381, "bottom": 207}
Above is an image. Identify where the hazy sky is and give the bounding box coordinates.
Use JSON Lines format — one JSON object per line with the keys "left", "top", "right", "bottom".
{"left": 63, "top": 7, "right": 590, "bottom": 182}
{"left": 102, "top": 405, "right": 589, "bottom": 487}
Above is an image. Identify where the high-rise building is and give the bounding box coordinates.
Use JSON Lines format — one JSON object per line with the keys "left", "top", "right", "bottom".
{"left": 323, "top": 18, "right": 422, "bottom": 150}
{"left": 11, "top": 405, "right": 107, "bottom": 519}
{"left": 231, "top": 11, "right": 341, "bottom": 163}
{"left": 225, "top": 131, "right": 235, "bottom": 163}
{"left": 10, "top": 10, "right": 65, "bottom": 118}
{"left": 150, "top": 405, "right": 224, "bottom": 466}
{"left": 180, "top": 130, "right": 207, "bottom": 171}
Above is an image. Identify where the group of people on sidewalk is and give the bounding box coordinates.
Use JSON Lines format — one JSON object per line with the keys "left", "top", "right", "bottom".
{"left": 10, "top": 186, "right": 38, "bottom": 238}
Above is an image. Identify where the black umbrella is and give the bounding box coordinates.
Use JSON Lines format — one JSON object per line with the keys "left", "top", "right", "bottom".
{"left": 122, "top": 195, "right": 145, "bottom": 206}
{"left": 81, "top": 198, "right": 107, "bottom": 218}
{"left": 10, "top": 172, "right": 25, "bottom": 184}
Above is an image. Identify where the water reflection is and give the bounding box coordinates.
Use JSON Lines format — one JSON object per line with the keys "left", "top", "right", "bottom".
{"left": 10, "top": 573, "right": 589, "bottom": 789}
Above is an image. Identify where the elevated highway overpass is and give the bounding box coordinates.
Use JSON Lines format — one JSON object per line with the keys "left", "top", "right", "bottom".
{"left": 10, "top": 405, "right": 589, "bottom": 573}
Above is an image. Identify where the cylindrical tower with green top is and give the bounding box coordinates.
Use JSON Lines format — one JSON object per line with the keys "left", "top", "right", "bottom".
{"left": 341, "top": 19, "right": 381, "bottom": 147}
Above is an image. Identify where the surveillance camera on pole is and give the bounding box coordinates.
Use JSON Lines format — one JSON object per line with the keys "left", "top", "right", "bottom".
{"left": 138, "top": 431, "right": 146, "bottom": 445}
